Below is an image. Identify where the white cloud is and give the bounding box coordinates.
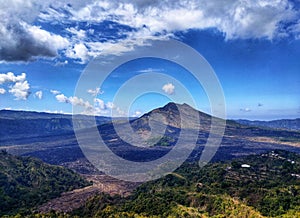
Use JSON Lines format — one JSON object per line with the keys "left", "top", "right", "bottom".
{"left": 162, "top": 83, "right": 175, "bottom": 95}
{"left": 0, "top": 21, "right": 69, "bottom": 62}
{"left": 0, "top": 72, "right": 30, "bottom": 100}
{"left": 106, "top": 102, "right": 115, "bottom": 109}
{"left": 0, "top": 88, "right": 6, "bottom": 94}
{"left": 44, "top": 109, "right": 66, "bottom": 114}
{"left": 26, "top": 24, "right": 69, "bottom": 50}
{"left": 63, "top": 0, "right": 299, "bottom": 41}
{"left": 34, "top": 90, "right": 43, "bottom": 99}
{"left": 87, "top": 87, "right": 103, "bottom": 96}
{"left": 67, "top": 27, "right": 86, "bottom": 39}
{"left": 55, "top": 92, "right": 123, "bottom": 116}
{"left": 54, "top": 60, "right": 68, "bottom": 66}
{"left": 0, "top": 72, "right": 26, "bottom": 84}
{"left": 22, "top": 0, "right": 296, "bottom": 64}
{"left": 132, "top": 110, "right": 142, "bottom": 117}
{"left": 55, "top": 93, "right": 93, "bottom": 112}
{"left": 68, "top": 96, "right": 92, "bottom": 109}
{"left": 240, "top": 108, "right": 252, "bottom": 112}
{"left": 2, "top": 0, "right": 299, "bottom": 63}
{"left": 138, "top": 68, "right": 164, "bottom": 73}
{"left": 9, "top": 80, "right": 30, "bottom": 100}
{"left": 115, "top": 107, "right": 126, "bottom": 116}
{"left": 94, "top": 98, "right": 106, "bottom": 110}
{"left": 55, "top": 93, "right": 68, "bottom": 102}
{"left": 50, "top": 89, "right": 61, "bottom": 95}
{"left": 66, "top": 43, "right": 89, "bottom": 63}
{"left": 0, "top": 0, "right": 71, "bottom": 62}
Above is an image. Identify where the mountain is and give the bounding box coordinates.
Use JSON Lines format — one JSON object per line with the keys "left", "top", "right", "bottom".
{"left": 130, "top": 102, "right": 211, "bottom": 130}
{"left": 0, "top": 110, "right": 125, "bottom": 145}
{"left": 236, "top": 118, "right": 300, "bottom": 131}
{"left": 0, "top": 150, "right": 91, "bottom": 216}
{"left": 1, "top": 104, "right": 300, "bottom": 217}
{"left": 2, "top": 103, "right": 300, "bottom": 171}
{"left": 70, "top": 150, "right": 300, "bottom": 218}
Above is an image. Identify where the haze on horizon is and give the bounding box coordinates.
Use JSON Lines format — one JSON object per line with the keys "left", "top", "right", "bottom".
{"left": 0, "top": 0, "right": 299, "bottom": 121}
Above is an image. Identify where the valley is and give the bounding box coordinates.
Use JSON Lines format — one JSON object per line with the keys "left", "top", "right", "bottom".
{"left": 0, "top": 103, "right": 299, "bottom": 217}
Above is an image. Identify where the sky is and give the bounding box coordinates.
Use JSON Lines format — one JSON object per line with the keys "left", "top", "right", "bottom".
{"left": 0, "top": 0, "right": 299, "bottom": 120}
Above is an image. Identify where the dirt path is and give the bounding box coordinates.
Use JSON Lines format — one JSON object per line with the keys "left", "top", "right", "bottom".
{"left": 38, "top": 174, "right": 138, "bottom": 213}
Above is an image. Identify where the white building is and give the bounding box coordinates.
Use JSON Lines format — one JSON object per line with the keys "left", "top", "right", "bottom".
{"left": 241, "top": 164, "right": 251, "bottom": 168}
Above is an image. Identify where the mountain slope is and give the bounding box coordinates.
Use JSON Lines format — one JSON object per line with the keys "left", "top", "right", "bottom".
{"left": 130, "top": 102, "right": 211, "bottom": 130}
{"left": 0, "top": 150, "right": 91, "bottom": 216}
{"left": 70, "top": 150, "right": 300, "bottom": 218}
{"left": 0, "top": 110, "right": 114, "bottom": 145}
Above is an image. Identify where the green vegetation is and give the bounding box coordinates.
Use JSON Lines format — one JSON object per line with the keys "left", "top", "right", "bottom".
{"left": 69, "top": 150, "right": 300, "bottom": 217}
{"left": 0, "top": 150, "right": 91, "bottom": 216}
{"left": 146, "top": 136, "right": 175, "bottom": 147}
{"left": 2, "top": 150, "right": 300, "bottom": 217}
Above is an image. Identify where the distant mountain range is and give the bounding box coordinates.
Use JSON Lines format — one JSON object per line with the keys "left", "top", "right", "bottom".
{"left": 236, "top": 118, "right": 300, "bottom": 131}
{"left": 0, "top": 110, "right": 125, "bottom": 145}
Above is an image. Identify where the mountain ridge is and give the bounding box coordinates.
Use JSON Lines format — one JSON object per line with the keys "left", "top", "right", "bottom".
{"left": 236, "top": 118, "right": 300, "bottom": 131}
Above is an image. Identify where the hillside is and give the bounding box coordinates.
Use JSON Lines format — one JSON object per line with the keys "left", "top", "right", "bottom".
{"left": 0, "top": 150, "right": 91, "bottom": 216}
{"left": 0, "top": 110, "right": 119, "bottom": 145}
{"left": 69, "top": 150, "right": 300, "bottom": 217}
{"left": 3, "top": 150, "right": 299, "bottom": 217}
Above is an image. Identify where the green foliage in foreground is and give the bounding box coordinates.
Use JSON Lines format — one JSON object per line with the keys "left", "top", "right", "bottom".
{"left": 0, "top": 150, "right": 91, "bottom": 216}
{"left": 70, "top": 150, "right": 300, "bottom": 218}
{"left": 2, "top": 150, "right": 300, "bottom": 218}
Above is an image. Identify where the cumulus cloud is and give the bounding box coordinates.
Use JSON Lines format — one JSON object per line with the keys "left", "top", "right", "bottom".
{"left": 0, "top": 72, "right": 26, "bottom": 84}
{"left": 65, "top": 43, "right": 89, "bottom": 63}
{"left": 162, "top": 83, "right": 175, "bottom": 95}
{"left": 94, "top": 98, "right": 106, "bottom": 110}
{"left": 0, "top": 72, "right": 30, "bottom": 100}
{"left": 9, "top": 80, "right": 31, "bottom": 100}
{"left": 55, "top": 93, "right": 68, "bottom": 103}
{"left": 55, "top": 93, "right": 94, "bottom": 115}
{"left": 0, "top": 0, "right": 70, "bottom": 62}
{"left": 34, "top": 90, "right": 43, "bottom": 99}
{"left": 65, "top": 0, "right": 300, "bottom": 40}
{"left": 55, "top": 92, "right": 122, "bottom": 116}
{"left": 68, "top": 96, "right": 93, "bottom": 109}
{"left": 2, "top": 0, "right": 300, "bottom": 63}
{"left": 87, "top": 87, "right": 103, "bottom": 96}
{"left": 55, "top": 93, "right": 94, "bottom": 114}
{"left": 0, "top": 88, "right": 6, "bottom": 94}
{"left": 0, "top": 22, "right": 69, "bottom": 62}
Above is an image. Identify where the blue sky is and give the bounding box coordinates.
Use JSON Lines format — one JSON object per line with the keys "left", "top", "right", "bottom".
{"left": 0, "top": 0, "right": 299, "bottom": 120}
